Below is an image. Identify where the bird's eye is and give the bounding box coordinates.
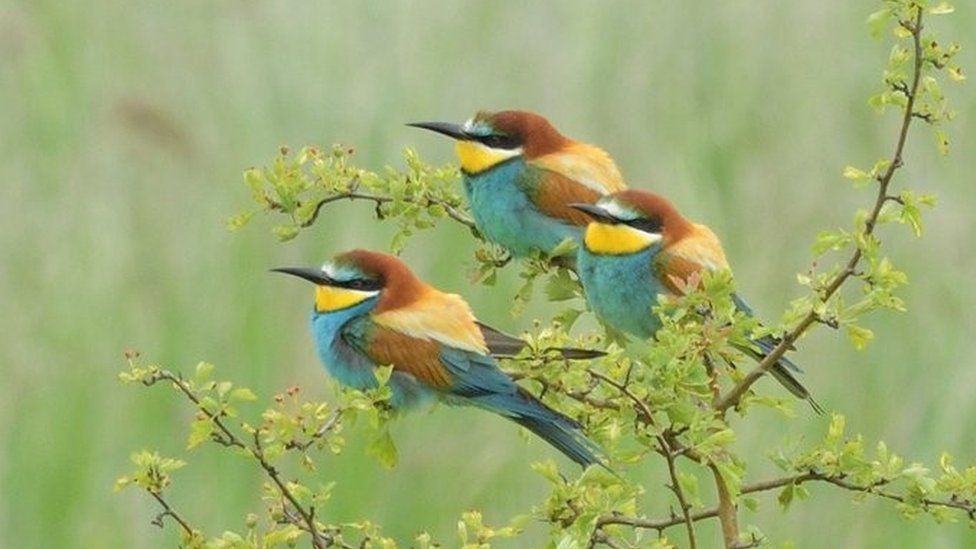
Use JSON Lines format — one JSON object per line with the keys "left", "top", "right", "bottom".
{"left": 480, "top": 134, "right": 519, "bottom": 149}
{"left": 343, "top": 278, "right": 381, "bottom": 291}
{"left": 629, "top": 217, "right": 663, "bottom": 235}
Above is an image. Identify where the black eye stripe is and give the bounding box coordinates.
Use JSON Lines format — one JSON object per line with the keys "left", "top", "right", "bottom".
{"left": 334, "top": 278, "right": 383, "bottom": 291}
{"left": 476, "top": 133, "right": 522, "bottom": 150}
{"left": 625, "top": 217, "right": 663, "bottom": 234}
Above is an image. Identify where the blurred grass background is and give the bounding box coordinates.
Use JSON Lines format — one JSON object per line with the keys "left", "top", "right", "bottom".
{"left": 1, "top": 1, "right": 974, "bottom": 547}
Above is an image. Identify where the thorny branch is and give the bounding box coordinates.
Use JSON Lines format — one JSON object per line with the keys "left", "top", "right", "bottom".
{"left": 148, "top": 490, "right": 196, "bottom": 537}
{"left": 583, "top": 367, "right": 705, "bottom": 547}
{"left": 714, "top": 7, "right": 927, "bottom": 414}
{"left": 141, "top": 370, "right": 334, "bottom": 549}
{"left": 270, "top": 189, "right": 477, "bottom": 231}
{"left": 595, "top": 470, "right": 976, "bottom": 537}
{"left": 665, "top": 443, "right": 698, "bottom": 549}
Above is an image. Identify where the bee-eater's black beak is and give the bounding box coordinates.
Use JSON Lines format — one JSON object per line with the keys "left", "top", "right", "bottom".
{"left": 271, "top": 267, "right": 333, "bottom": 285}
{"left": 406, "top": 121, "right": 470, "bottom": 140}
{"left": 569, "top": 203, "right": 619, "bottom": 224}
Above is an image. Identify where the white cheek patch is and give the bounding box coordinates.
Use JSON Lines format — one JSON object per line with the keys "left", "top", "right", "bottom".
{"left": 640, "top": 228, "right": 664, "bottom": 245}
{"left": 599, "top": 200, "right": 639, "bottom": 221}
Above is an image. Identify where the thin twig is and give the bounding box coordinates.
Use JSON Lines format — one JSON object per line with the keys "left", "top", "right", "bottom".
{"left": 584, "top": 366, "right": 701, "bottom": 547}
{"left": 148, "top": 490, "right": 196, "bottom": 537}
{"left": 596, "top": 469, "right": 976, "bottom": 535}
{"left": 586, "top": 368, "right": 655, "bottom": 425}
{"left": 714, "top": 7, "right": 926, "bottom": 413}
{"left": 286, "top": 410, "right": 342, "bottom": 451}
{"left": 664, "top": 445, "right": 698, "bottom": 549}
{"left": 144, "top": 371, "right": 330, "bottom": 548}
{"left": 281, "top": 191, "right": 476, "bottom": 230}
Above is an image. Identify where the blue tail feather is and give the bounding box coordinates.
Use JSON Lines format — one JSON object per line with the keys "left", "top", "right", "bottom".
{"left": 473, "top": 389, "right": 603, "bottom": 467}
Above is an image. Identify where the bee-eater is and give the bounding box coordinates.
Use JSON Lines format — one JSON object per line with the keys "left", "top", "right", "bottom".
{"left": 408, "top": 110, "right": 626, "bottom": 258}
{"left": 274, "top": 249, "right": 604, "bottom": 466}
{"left": 569, "top": 190, "right": 819, "bottom": 409}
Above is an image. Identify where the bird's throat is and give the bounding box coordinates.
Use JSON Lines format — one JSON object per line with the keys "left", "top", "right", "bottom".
{"left": 455, "top": 141, "right": 521, "bottom": 175}
{"left": 315, "top": 285, "right": 377, "bottom": 313}
{"left": 584, "top": 223, "right": 659, "bottom": 255}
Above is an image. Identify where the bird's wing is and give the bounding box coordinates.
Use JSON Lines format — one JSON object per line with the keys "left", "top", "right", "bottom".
{"left": 348, "top": 322, "right": 455, "bottom": 388}
{"left": 532, "top": 143, "right": 626, "bottom": 194}
{"left": 371, "top": 291, "right": 488, "bottom": 355}
{"left": 349, "top": 308, "right": 605, "bottom": 465}
{"left": 343, "top": 315, "right": 517, "bottom": 396}
{"left": 654, "top": 224, "right": 730, "bottom": 294}
{"left": 524, "top": 145, "right": 627, "bottom": 227}
{"left": 334, "top": 290, "right": 488, "bottom": 389}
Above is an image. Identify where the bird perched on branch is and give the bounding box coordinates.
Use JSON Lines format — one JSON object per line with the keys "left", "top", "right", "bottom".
{"left": 274, "top": 249, "right": 605, "bottom": 466}
{"left": 408, "top": 110, "right": 626, "bottom": 259}
{"left": 570, "top": 190, "right": 820, "bottom": 410}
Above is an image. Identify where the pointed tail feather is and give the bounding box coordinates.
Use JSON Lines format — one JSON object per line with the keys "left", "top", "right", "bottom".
{"left": 476, "top": 321, "right": 605, "bottom": 360}
{"left": 732, "top": 294, "right": 821, "bottom": 412}
{"left": 474, "top": 388, "right": 604, "bottom": 467}
{"left": 735, "top": 337, "right": 823, "bottom": 414}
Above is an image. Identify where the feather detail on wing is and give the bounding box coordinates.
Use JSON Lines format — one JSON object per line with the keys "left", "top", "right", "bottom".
{"left": 360, "top": 327, "right": 453, "bottom": 387}
{"left": 525, "top": 169, "right": 608, "bottom": 226}
{"left": 525, "top": 144, "right": 626, "bottom": 226}
{"left": 655, "top": 224, "right": 730, "bottom": 294}
{"left": 532, "top": 143, "right": 626, "bottom": 194}
{"left": 371, "top": 289, "right": 489, "bottom": 355}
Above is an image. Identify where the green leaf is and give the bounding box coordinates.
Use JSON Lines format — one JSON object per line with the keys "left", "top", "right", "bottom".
{"left": 549, "top": 237, "right": 578, "bottom": 257}
{"left": 846, "top": 324, "right": 875, "bottom": 350}
{"left": 842, "top": 165, "right": 870, "bottom": 181}
{"left": 866, "top": 8, "right": 891, "bottom": 39}
{"left": 229, "top": 387, "right": 257, "bottom": 402}
{"left": 899, "top": 194, "right": 923, "bottom": 236}
{"left": 778, "top": 484, "right": 795, "bottom": 510}
{"left": 826, "top": 414, "right": 846, "bottom": 447}
{"left": 194, "top": 361, "right": 215, "bottom": 383}
{"left": 677, "top": 471, "right": 702, "bottom": 507}
{"left": 187, "top": 418, "right": 214, "bottom": 449}
{"left": 373, "top": 364, "right": 394, "bottom": 385}
{"left": 225, "top": 211, "right": 255, "bottom": 231}
{"left": 742, "top": 496, "right": 760, "bottom": 512}
{"left": 216, "top": 381, "right": 233, "bottom": 398}
{"left": 544, "top": 268, "right": 578, "bottom": 302}
{"left": 812, "top": 230, "right": 852, "bottom": 256}
{"left": 262, "top": 524, "right": 303, "bottom": 547}
{"left": 934, "top": 128, "right": 950, "bottom": 156}
{"left": 366, "top": 429, "right": 398, "bottom": 469}
{"left": 928, "top": 2, "right": 955, "bottom": 15}
{"left": 272, "top": 224, "right": 300, "bottom": 241}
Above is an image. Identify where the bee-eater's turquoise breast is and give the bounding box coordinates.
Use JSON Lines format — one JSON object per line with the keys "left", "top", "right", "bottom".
{"left": 463, "top": 159, "right": 579, "bottom": 257}
{"left": 577, "top": 246, "right": 663, "bottom": 338}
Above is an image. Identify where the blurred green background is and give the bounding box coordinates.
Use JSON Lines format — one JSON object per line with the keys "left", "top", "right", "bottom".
{"left": 2, "top": 1, "right": 973, "bottom": 547}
